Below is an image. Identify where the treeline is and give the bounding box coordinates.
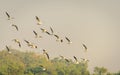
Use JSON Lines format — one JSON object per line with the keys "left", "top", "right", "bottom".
{"left": 0, "top": 49, "right": 120, "bottom": 75}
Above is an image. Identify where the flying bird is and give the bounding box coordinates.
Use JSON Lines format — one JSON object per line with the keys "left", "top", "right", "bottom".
{"left": 54, "top": 34, "right": 60, "bottom": 41}
{"left": 45, "top": 31, "right": 51, "bottom": 35}
{"left": 43, "top": 49, "right": 49, "bottom": 60}
{"left": 24, "top": 40, "right": 37, "bottom": 48}
{"left": 82, "top": 43, "right": 87, "bottom": 51}
{"left": 12, "top": 24, "right": 19, "bottom": 31}
{"left": 6, "top": 45, "right": 11, "bottom": 53}
{"left": 12, "top": 39, "right": 21, "bottom": 47}
{"left": 73, "top": 56, "right": 79, "bottom": 64}
{"left": 65, "top": 37, "right": 72, "bottom": 44}
{"left": 5, "top": 12, "right": 10, "bottom": 20}
{"left": 35, "top": 16, "right": 42, "bottom": 25}
{"left": 5, "top": 12, "right": 14, "bottom": 20}
{"left": 33, "top": 30, "right": 42, "bottom": 38}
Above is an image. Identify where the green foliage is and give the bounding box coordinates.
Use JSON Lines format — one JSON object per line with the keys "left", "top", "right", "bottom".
{"left": 0, "top": 49, "right": 119, "bottom": 75}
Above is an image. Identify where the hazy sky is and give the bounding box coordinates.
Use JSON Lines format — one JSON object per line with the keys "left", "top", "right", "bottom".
{"left": 0, "top": 0, "right": 120, "bottom": 73}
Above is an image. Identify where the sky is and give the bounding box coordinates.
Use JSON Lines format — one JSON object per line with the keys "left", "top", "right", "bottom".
{"left": 0, "top": 0, "right": 120, "bottom": 73}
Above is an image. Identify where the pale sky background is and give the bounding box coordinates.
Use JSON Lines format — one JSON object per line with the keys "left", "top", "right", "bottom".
{"left": 0, "top": 0, "right": 120, "bottom": 73}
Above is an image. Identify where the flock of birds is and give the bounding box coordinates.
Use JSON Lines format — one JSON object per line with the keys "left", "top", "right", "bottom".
{"left": 4, "top": 11, "right": 89, "bottom": 65}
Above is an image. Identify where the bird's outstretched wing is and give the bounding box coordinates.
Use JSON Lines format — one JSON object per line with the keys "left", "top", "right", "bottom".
{"left": 50, "top": 27, "right": 54, "bottom": 34}
{"left": 5, "top": 12, "right": 10, "bottom": 20}
{"left": 82, "top": 43, "right": 87, "bottom": 51}
{"left": 12, "top": 24, "right": 18, "bottom": 31}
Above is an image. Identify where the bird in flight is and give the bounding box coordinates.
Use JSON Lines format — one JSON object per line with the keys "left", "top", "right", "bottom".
{"left": 82, "top": 43, "right": 87, "bottom": 52}
{"left": 24, "top": 40, "right": 37, "bottom": 48}
{"left": 73, "top": 56, "right": 79, "bottom": 64}
{"left": 12, "top": 39, "right": 21, "bottom": 47}
{"left": 5, "top": 12, "right": 14, "bottom": 20}
{"left": 33, "top": 30, "right": 42, "bottom": 38}
{"left": 35, "top": 16, "right": 42, "bottom": 25}
{"left": 43, "top": 49, "right": 49, "bottom": 60}
{"left": 6, "top": 45, "right": 11, "bottom": 53}
{"left": 54, "top": 34, "right": 60, "bottom": 42}
{"left": 65, "top": 37, "right": 72, "bottom": 44}
{"left": 12, "top": 24, "right": 19, "bottom": 31}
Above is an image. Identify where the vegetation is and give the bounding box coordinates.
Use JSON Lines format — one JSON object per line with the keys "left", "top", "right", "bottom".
{"left": 0, "top": 49, "right": 119, "bottom": 75}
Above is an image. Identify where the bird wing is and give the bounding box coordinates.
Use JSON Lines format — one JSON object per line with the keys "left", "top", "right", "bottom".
{"left": 12, "top": 24, "right": 18, "bottom": 31}
{"left": 5, "top": 12, "right": 10, "bottom": 18}
{"left": 82, "top": 44, "right": 87, "bottom": 50}
{"left": 18, "top": 42, "right": 21, "bottom": 47}
{"left": 45, "top": 31, "right": 51, "bottom": 35}
{"left": 45, "top": 53, "right": 49, "bottom": 60}
{"left": 6, "top": 45, "right": 10, "bottom": 52}
{"left": 73, "top": 56, "right": 78, "bottom": 62}
{"left": 24, "top": 40, "right": 29, "bottom": 44}
{"left": 54, "top": 34, "right": 59, "bottom": 39}
{"left": 33, "top": 30, "right": 37, "bottom": 36}
{"left": 50, "top": 27, "right": 54, "bottom": 34}
{"left": 65, "top": 37, "right": 70, "bottom": 42}
{"left": 36, "top": 16, "right": 40, "bottom": 22}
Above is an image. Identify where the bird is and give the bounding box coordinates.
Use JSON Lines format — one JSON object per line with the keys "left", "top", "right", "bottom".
{"left": 24, "top": 40, "right": 37, "bottom": 48}
{"left": 35, "top": 16, "right": 42, "bottom": 25}
{"left": 12, "top": 39, "right": 21, "bottom": 47}
{"left": 5, "top": 12, "right": 10, "bottom": 20}
{"left": 43, "top": 49, "right": 49, "bottom": 60}
{"left": 82, "top": 43, "right": 87, "bottom": 52}
{"left": 54, "top": 34, "right": 60, "bottom": 41}
{"left": 45, "top": 31, "right": 51, "bottom": 35}
{"left": 40, "top": 28, "right": 47, "bottom": 33}
{"left": 33, "top": 30, "right": 42, "bottom": 38}
{"left": 59, "top": 55, "right": 70, "bottom": 62}
{"left": 73, "top": 56, "right": 79, "bottom": 64}
{"left": 65, "top": 37, "right": 72, "bottom": 44}
{"left": 6, "top": 45, "right": 11, "bottom": 53}
{"left": 12, "top": 24, "right": 19, "bottom": 31}
{"left": 5, "top": 12, "right": 14, "bottom": 20}
{"left": 50, "top": 27, "right": 54, "bottom": 35}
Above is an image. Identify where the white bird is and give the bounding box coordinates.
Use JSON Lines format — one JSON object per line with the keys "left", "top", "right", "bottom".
{"left": 35, "top": 16, "right": 42, "bottom": 25}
